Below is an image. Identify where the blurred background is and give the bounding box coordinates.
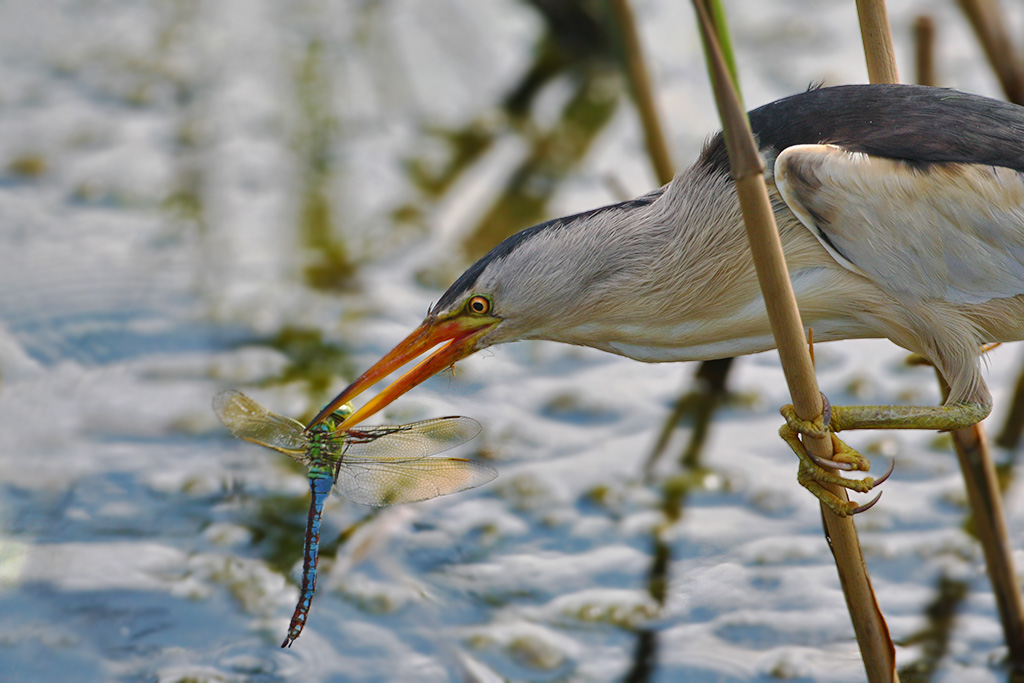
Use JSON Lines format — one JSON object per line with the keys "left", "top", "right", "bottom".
{"left": 1, "top": 0, "right": 1023, "bottom": 680}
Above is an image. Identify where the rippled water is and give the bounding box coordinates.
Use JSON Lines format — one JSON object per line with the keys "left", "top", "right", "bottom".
{"left": 1, "top": 1, "right": 1023, "bottom": 681}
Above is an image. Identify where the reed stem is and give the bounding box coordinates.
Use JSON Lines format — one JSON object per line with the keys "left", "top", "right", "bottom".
{"left": 692, "top": 2, "right": 896, "bottom": 680}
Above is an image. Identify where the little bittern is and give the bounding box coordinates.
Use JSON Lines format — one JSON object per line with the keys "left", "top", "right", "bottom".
{"left": 310, "top": 84, "right": 1024, "bottom": 514}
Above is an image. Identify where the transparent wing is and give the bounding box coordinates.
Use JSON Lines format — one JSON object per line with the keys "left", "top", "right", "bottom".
{"left": 330, "top": 416, "right": 490, "bottom": 506}
{"left": 332, "top": 417, "right": 482, "bottom": 462}
{"left": 336, "top": 456, "right": 497, "bottom": 506}
{"left": 212, "top": 390, "right": 307, "bottom": 458}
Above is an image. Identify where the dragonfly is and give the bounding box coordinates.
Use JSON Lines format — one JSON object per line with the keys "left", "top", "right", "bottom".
{"left": 212, "top": 390, "right": 495, "bottom": 648}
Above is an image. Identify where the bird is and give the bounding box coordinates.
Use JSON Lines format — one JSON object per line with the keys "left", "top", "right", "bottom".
{"left": 308, "top": 83, "right": 1024, "bottom": 515}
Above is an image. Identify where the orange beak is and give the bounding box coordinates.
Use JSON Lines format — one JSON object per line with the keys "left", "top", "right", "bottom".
{"left": 307, "top": 315, "right": 497, "bottom": 431}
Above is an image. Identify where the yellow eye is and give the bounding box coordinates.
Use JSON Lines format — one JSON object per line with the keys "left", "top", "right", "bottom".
{"left": 467, "top": 295, "right": 491, "bottom": 316}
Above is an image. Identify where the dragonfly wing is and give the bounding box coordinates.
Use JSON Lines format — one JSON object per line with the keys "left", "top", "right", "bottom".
{"left": 337, "top": 417, "right": 482, "bottom": 461}
{"left": 212, "top": 390, "right": 307, "bottom": 457}
{"left": 335, "top": 457, "right": 497, "bottom": 506}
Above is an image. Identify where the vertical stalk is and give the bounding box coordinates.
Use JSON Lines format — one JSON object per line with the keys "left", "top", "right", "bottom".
{"left": 691, "top": 2, "right": 896, "bottom": 680}
{"left": 913, "top": 15, "right": 936, "bottom": 86}
{"left": 938, "top": 374, "right": 1024, "bottom": 667}
{"left": 614, "top": 0, "right": 735, "bottom": 476}
{"left": 958, "top": 0, "right": 1024, "bottom": 104}
{"left": 856, "top": 0, "right": 900, "bottom": 83}
{"left": 860, "top": 0, "right": 1024, "bottom": 669}
{"left": 996, "top": 367, "right": 1024, "bottom": 448}
{"left": 610, "top": 0, "right": 674, "bottom": 184}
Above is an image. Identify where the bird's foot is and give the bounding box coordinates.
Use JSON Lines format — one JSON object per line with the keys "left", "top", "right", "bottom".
{"left": 779, "top": 402, "right": 893, "bottom": 516}
{"left": 780, "top": 401, "right": 868, "bottom": 472}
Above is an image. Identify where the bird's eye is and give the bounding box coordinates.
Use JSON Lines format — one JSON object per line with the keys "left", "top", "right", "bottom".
{"left": 467, "top": 295, "right": 491, "bottom": 316}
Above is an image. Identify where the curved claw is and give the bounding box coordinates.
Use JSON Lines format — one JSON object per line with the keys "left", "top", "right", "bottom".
{"left": 780, "top": 418, "right": 892, "bottom": 516}
{"left": 819, "top": 392, "right": 831, "bottom": 432}
{"left": 810, "top": 455, "right": 856, "bottom": 471}
{"left": 850, "top": 490, "right": 883, "bottom": 515}
{"left": 809, "top": 433, "right": 871, "bottom": 472}
{"left": 872, "top": 458, "right": 895, "bottom": 487}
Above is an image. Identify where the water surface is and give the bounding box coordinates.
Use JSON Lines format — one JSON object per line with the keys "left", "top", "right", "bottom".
{"left": 1, "top": 1, "right": 1022, "bottom": 681}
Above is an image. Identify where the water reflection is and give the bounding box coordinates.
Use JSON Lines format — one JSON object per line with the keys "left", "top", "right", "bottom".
{"left": 0, "top": 0, "right": 1022, "bottom": 680}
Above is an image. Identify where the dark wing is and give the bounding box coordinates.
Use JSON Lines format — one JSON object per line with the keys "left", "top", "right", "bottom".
{"left": 212, "top": 390, "right": 307, "bottom": 459}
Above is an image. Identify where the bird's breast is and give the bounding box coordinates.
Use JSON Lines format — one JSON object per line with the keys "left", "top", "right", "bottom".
{"left": 580, "top": 316, "right": 880, "bottom": 363}
{"left": 549, "top": 264, "right": 884, "bottom": 363}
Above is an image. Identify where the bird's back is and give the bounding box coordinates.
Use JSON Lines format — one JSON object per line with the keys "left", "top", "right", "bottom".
{"left": 701, "top": 84, "right": 1024, "bottom": 173}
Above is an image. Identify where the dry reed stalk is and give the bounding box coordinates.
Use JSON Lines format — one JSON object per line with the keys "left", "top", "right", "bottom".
{"left": 610, "top": 0, "right": 674, "bottom": 185}
{"left": 951, "top": 424, "right": 1024, "bottom": 664}
{"left": 692, "top": 1, "right": 897, "bottom": 680}
{"left": 914, "top": 15, "right": 936, "bottom": 86}
{"left": 861, "top": 0, "right": 1024, "bottom": 669}
{"left": 856, "top": 0, "right": 900, "bottom": 83}
{"left": 937, "top": 371, "right": 1024, "bottom": 666}
{"left": 613, "top": 0, "right": 737, "bottom": 477}
{"left": 996, "top": 370, "right": 1024, "bottom": 448}
{"left": 958, "top": 0, "right": 1024, "bottom": 104}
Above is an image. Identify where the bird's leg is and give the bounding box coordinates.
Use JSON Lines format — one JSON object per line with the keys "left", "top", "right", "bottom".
{"left": 826, "top": 401, "right": 991, "bottom": 433}
{"left": 779, "top": 397, "right": 990, "bottom": 515}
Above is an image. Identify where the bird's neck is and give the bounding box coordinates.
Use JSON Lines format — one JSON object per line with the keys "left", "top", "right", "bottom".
{"left": 540, "top": 176, "right": 883, "bottom": 362}
{"left": 572, "top": 264, "right": 881, "bottom": 363}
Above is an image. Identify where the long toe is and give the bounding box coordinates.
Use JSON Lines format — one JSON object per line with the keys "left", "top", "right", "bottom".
{"left": 808, "top": 433, "right": 871, "bottom": 472}
{"left": 780, "top": 401, "right": 830, "bottom": 439}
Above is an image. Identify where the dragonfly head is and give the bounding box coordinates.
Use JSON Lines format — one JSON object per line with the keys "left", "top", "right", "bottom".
{"left": 314, "top": 402, "right": 354, "bottom": 433}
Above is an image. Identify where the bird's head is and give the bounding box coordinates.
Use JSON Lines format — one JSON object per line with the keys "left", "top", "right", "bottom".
{"left": 307, "top": 194, "right": 665, "bottom": 431}
{"left": 305, "top": 288, "right": 502, "bottom": 431}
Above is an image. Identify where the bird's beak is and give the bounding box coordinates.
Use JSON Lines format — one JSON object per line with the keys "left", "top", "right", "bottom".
{"left": 307, "top": 315, "right": 497, "bottom": 431}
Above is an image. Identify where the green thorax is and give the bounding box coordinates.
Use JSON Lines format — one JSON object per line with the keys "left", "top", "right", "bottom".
{"left": 305, "top": 403, "right": 354, "bottom": 479}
